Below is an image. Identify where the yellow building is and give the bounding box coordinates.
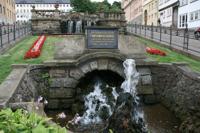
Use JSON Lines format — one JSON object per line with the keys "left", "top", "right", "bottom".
{"left": 121, "top": 0, "right": 143, "bottom": 24}
{"left": 142, "top": 0, "right": 159, "bottom": 26}
{"left": 0, "top": 0, "right": 16, "bottom": 24}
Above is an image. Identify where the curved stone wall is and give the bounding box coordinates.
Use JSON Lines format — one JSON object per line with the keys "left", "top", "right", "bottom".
{"left": 151, "top": 63, "right": 200, "bottom": 132}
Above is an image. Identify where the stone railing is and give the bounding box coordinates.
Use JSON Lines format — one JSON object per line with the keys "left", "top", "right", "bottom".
{"left": 31, "top": 7, "right": 127, "bottom": 34}
{"left": 31, "top": 9, "right": 60, "bottom": 20}
{"left": 99, "top": 11, "right": 126, "bottom": 21}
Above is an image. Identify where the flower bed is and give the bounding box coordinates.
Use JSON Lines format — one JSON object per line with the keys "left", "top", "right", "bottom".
{"left": 146, "top": 47, "right": 166, "bottom": 56}
{"left": 24, "top": 35, "right": 46, "bottom": 59}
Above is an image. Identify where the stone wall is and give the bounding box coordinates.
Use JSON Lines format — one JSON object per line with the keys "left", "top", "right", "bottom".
{"left": 151, "top": 63, "right": 200, "bottom": 132}
{"left": 28, "top": 58, "right": 125, "bottom": 109}
{"left": 31, "top": 19, "right": 61, "bottom": 35}
{"left": 9, "top": 72, "right": 36, "bottom": 103}
{"left": 1, "top": 61, "right": 200, "bottom": 132}
{"left": 129, "top": 15, "right": 143, "bottom": 25}
{"left": 0, "top": 65, "right": 28, "bottom": 108}
{"left": 31, "top": 9, "right": 127, "bottom": 35}
{"left": 54, "top": 35, "right": 146, "bottom": 60}
{"left": 24, "top": 59, "right": 154, "bottom": 110}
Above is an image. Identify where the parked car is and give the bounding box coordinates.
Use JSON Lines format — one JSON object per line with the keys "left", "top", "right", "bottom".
{"left": 194, "top": 27, "right": 200, "bottom": 40}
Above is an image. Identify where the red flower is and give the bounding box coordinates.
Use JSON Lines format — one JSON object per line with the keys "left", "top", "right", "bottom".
{"left": 146, "top": 47, "right": 166, "bottom": 56}
{"left": 24, "top": 35, "right": 46, "bottom": 59}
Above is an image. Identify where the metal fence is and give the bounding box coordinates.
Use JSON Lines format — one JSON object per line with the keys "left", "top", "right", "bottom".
{"left": 127, "top": 24, "right": 200, "bottom": 57}
{"left": 0, "top": 23, "right": 31, "bottom": 49}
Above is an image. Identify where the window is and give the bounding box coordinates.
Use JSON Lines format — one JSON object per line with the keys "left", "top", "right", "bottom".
{"left": 190, "top": 13, "right": 194, "bottom": 21}
{"left": 3, "top": 7, "right": 5, "bottom": 14}
{"left": 195, "top": 11, "right": 198, "bottom": 20}
{"left": 182, "top": 15, "right": 185, "bottom": 27}
{"left": 179, "top": 14, "right": 187, "bottom": 28}
{"left": 199, "top": 10, "right": 200, "bottom": 19}
{"left": 190, "top": 10, "right": 200, "bottom": 21}
{"left": 0, "top": 4, "right": 2, "bottom": 14}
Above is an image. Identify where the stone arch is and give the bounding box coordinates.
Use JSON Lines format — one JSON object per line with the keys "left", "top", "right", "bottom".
{"left": 76, "top": 69, "right": 124, "bottom": 89}
{"left": 69, "top": 56, "right": 126, "bottom": 88}
{"left": 78, "top": 56, "right": 125, "bottom": 77}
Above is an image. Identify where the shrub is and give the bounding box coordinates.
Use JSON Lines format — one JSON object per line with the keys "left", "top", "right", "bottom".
{"left": 0, "top": 108, "right": 67, "bottom": 133}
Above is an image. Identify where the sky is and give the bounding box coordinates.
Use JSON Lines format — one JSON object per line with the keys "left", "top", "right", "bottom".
{"left": 91, "top": 0, "right": 121, "bottom": 4}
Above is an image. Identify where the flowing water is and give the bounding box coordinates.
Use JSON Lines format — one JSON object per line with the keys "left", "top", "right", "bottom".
{"left": 68, "top": 59, "right": 144, "bottom": 127}
{"left": 121, "top": 59, "right": 145, "bottom": 125}
{"left": 75, "top": 21, "right": 82, "bottom": 33}
{"left": 45, "top": 59, "right": 180, "bottom": 132}
{"left": 68, "top": 21, "right": 73, "bottom": 33}
{"left": 46, "top": 104, "right": 180, "bottom": 133}
{"left": 143, "top": 104, "right": 180, "bottom": 133}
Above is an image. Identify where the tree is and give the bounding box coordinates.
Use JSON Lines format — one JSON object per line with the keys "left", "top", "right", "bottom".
{"left": 70, "top": 0, "right": 122, "bottom": 13}
{"left": 96, "top": 1, "right": 110, "bottom": 12}
{"left": 70, "top": 0, "right": 96, "bottom": 13}
{"left": 110, "top": 1, "right": 122, "bottom": 12}
{"left": 112, "top": 1, "right": 121, "bottom": 8}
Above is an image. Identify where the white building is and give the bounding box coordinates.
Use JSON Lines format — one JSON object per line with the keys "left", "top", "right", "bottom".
{"left": 158, "top": 0, "right": 179, "bottom": 27}
{"left": 178, "top": 0, "right": 200, "bottom": 29}
{"left": 15, "top": 0, "right": 72, "bottom": 22}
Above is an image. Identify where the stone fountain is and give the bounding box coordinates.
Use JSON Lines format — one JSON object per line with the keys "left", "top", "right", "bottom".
{"left": 0, "top": 7, "right": 200, "bottom": 133}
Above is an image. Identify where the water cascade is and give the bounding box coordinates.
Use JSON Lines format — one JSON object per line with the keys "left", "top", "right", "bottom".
{"left": 68, "top": 21, "right": 73, "bottom": 33}
{"left": 75, "top": 20, "right": 82, "bottom": 33}
{"left": 68, "top": 59, "right": 147, "bottom": 132}
{"left": 77, "top": 82, "right": 112, "bottom": 125}
{"left": 121, "top": 59, "right": 144, "bottom": 123}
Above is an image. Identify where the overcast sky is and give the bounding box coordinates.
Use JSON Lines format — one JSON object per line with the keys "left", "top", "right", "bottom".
{"left": 91, "top": 0, "right": 121, "bottom": 4}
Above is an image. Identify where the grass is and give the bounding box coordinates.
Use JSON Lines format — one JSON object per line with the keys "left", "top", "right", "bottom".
{"left": 136, "top": 37, "right": 200, "bottom": 72}
{"left": 0, "top": 36, "right": 62, "bottom": 84}
{"left": 0, "top": 35, "right": 200, "bottom": 84}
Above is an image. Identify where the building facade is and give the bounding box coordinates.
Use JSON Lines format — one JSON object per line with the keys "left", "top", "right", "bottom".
{"left": 0, "top": 0, "right": 16, "bottom": 24}
{"left": 142, "top": 0, "right": 159, "bottom": 26}
{"left": 15, "top": 0, "right": 72, "bottom": 22}
{"left": 178, "top": 0, "right": 200, "bottom": 29}
{"left": 121, "top": 0, "right": 143, "bottom": 24}
{"left": 158, "top": 0, "right": 179, "bottom": 27}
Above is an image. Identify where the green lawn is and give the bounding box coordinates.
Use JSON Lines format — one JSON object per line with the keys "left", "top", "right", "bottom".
{"left": 0, "top": 35, "right": 200, "bottom": 84}
{"left": 136, "top": 37, "right": 200, "bottom": 72}
{"left": 0, "top": 36, "right": 62, "bottom": 84}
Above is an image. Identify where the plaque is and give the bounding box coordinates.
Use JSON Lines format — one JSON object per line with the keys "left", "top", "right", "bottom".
{"left": 87, "top": 27, "right": 118, "bottom": 49}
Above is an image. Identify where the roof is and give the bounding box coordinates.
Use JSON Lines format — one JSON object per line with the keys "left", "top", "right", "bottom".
{"left": 15, "top": 0, "right": 71, "bottom": 4}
